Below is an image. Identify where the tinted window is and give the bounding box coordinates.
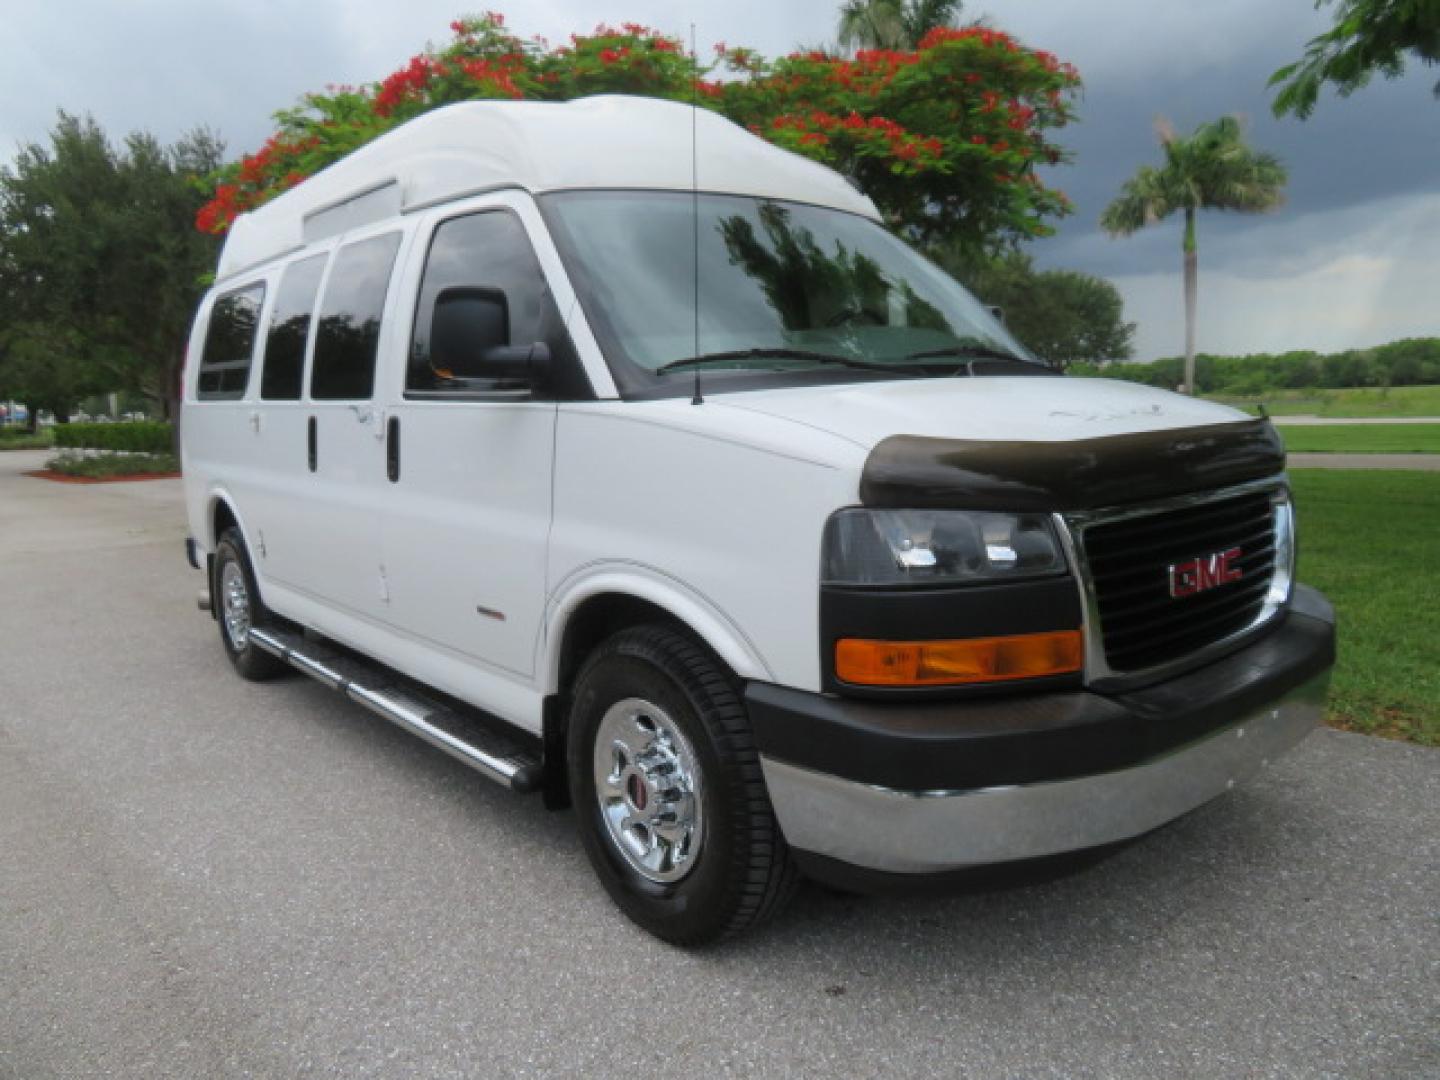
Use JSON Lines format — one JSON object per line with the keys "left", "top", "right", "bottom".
{"left": 198, "top": 284, "right": 264, "bottom": 400}
{"left": 409, "top": 212, "right": 554, "bottom": 392}
{"left": 261, "top": 253, "right": 327, "bottom": 400}
{"left": 542, "top": 191, "right": 1036, "bottom": 396}
{"left": 311, "top": 232, "right": 401, "bottom": 400}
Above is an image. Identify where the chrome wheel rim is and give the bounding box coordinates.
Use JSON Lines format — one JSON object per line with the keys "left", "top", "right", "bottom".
{"left": 593, "top": 698, "right": 704, "bottom": 884}
{"left": 220, "top": 561, "right": 252, "bottom": 650}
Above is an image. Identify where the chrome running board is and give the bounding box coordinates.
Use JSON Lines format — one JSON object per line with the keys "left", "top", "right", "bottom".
{"left": 249, "top": 626, "right": 541, "bottom": 793}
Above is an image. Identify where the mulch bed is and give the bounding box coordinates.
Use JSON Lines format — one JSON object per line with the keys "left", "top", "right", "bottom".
{"left": 24, "top": 469, "right": 181, "bottom": 485}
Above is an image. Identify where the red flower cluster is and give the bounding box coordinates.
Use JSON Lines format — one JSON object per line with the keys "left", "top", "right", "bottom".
{"left": 195, "top": 183, "right": 248, "bottom": 234}
{"left": 917, "top": 26, "right": 1018, "bottom": 52}
{"left": 375, "top": 54, "right": 445, "bottom": 116}
{"left": 458, "top": 55, "right": 525, "bottom": 98}
{"left": 773, "top": 110, "right": 944, "bottom": 169}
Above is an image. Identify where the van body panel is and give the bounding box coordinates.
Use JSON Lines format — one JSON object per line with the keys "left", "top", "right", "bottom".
{"left": 548, "top": 402, "right": 867, "bottom": 694}
{"left": 380, "top": 398, "right": 557, "bottom": 677}
{"left": 261, "top": 577, "right": 547, "bottom": 735}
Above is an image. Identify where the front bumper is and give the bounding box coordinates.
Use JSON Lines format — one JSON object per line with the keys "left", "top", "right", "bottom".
{"left": 750, "top": 584, "right": 1335, "bottom": 877}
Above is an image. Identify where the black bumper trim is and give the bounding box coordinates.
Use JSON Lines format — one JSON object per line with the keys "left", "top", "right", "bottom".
{"left": 747, "top": 584, "right": 1335, "bottom": 792}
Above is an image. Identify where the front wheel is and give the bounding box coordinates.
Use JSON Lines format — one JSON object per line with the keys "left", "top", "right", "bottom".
{"left": 567, "top": 625, "right": 798, "bottom": 945}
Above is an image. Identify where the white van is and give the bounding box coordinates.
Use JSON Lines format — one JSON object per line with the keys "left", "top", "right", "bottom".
{"left": 182, "top": 96, "right": 1335, "bottom": 943}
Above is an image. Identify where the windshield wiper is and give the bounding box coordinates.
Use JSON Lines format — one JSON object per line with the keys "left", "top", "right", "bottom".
{"left": 655, "top": 347, "right": 921, "bottom": 376}
{"left": 902, "top": 344, "right": 1028, "bottom": 365}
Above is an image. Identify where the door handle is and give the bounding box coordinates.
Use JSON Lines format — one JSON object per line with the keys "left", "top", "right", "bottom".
{"left": 386, "top": 416, "right": 400, "bottom": 483}
{"left": 249, "top": 410, "right": 262, "bottom": 433}
{"left": 307, "top": 416, "right": 317, "bottom": 472}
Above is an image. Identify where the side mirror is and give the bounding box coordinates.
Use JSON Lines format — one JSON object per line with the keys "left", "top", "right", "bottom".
{"left": 429, "top": 287, "right": 552, "bottom": 390}
{"left": 479, "top": 341, "right": 551, "bottom": 384}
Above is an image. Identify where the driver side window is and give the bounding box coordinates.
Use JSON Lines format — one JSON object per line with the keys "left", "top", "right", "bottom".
{"left": 408, "top": 210, "right": 551, "bottom": 394}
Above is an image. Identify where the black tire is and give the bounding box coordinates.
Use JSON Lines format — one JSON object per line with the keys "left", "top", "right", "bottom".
{"left": 213, "top": 527, "right": 287, "bottom": 681}
{"left": 566, "top": 624, "right": 799, "bottom": 945}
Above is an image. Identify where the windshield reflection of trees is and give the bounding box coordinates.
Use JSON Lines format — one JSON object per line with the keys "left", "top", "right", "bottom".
{"left": 716, "top": 202, "right": 951, "bottom": 341}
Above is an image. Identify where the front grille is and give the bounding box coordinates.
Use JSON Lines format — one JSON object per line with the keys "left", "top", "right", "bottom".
{"left": 1078, "top": 489, "right": 1279, "bottom": 673}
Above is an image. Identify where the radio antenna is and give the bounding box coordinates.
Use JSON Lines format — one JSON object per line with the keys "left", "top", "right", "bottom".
{"left": 690, "top": 20, "right": 704, "bottom": 406}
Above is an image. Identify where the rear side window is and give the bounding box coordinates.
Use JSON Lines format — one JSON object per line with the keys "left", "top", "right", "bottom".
{"left": 311, "top": 232, "right": 402, "bottom": 400}
{"left": 261, "top": 253, "right": 328, "bottom": 400}
{"left": 198, "top": 284, "right": 265, "bottom": 400}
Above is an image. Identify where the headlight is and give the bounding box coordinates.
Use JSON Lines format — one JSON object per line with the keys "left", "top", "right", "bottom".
{"left": 822, "top": 509, "right": 1067, "bottom": 587}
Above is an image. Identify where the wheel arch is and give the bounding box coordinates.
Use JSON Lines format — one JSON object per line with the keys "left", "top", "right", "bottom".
{"left": 538, "top": 569, "right": 774, "bottom": 809}
{"left": 542, "top": 570, "right": 774, "bottom": 697}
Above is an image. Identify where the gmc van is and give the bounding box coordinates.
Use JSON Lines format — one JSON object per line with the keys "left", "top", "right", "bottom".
{"left": 182, "top": 96, "right": 1335, "bottom": 944}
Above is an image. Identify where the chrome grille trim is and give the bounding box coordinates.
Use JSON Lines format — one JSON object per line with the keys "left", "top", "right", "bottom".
{"left": 1053, "top": 477, "right": 1295, "bottom": 687}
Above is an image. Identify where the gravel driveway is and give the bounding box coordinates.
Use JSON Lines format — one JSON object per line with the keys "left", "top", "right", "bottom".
{"left": 1, "top": 449, "right": 1436, "bottom": 1079}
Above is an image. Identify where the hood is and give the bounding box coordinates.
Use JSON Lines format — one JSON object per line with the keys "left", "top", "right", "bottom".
{"left": 713, "top": 376, "right": 1284, "bottom": 511}
{"left": 712, "top": 375, "right": 1248, "bottom": 450}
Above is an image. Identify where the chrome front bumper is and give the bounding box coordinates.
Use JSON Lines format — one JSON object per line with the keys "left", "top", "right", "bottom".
{"left": 760, "top": 672, "right": 1328, "bottom": 875}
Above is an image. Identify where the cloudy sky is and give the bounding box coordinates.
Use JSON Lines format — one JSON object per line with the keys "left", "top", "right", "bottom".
{"left": 4, "top": 0, "right": 1436, "bottom": 360}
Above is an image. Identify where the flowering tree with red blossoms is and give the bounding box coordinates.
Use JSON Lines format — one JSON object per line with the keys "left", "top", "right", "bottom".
{"left": 197, "top": 13, "right": 1080, "bottom": 254}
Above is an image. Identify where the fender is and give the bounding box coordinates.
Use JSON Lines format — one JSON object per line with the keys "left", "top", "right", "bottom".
{"left": 540, "top": 561, "right": 776, "bottom": 692}
{"left": 203, "top": 487, "right": 251, "bottom": 552}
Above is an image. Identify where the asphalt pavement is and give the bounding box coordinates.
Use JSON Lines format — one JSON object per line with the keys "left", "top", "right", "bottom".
{"left": 1, "top": 448, "right": 1436, "bottom": 1079}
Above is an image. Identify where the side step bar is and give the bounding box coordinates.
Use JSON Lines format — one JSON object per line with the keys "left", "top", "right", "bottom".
{"left": 249, "top": 626, "right": 542, "bottom": 794}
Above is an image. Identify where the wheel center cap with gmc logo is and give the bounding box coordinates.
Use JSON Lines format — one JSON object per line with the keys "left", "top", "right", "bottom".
{"left": 1168, "top": 546, "right": 1243, "bottom": 598}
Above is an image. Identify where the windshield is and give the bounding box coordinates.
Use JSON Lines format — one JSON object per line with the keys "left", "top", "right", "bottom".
{"left": 541, "top": 191, "right": 1040, "bottom": 394}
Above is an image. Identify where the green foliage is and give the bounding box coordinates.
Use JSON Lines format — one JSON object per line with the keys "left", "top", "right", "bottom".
{"left": 1100, "top": 117, "right": 1287, "bottom": 240}
{"left": 1289, "top": 470, "right": 1439, "bottom": 746}
{"left": 1075, "top": 338, "right": 1440, "bottom": 396}
{"left": 198, "top": 13, "right": 1081, "bottom": 254}
{"left": 1270, "top": 0, "right": 1440, "bottom": 119}
{"left": 1100, "top": 116, "right": 1287, "bottom": 394}
{"left": 942, "top": 249, "right": 1134, "bottom": 368}
{"left": 1280, "top": 424, "right": 1440, "bottom": 453}
{"left": 44, "top": 451, "right": 179, "bottom": 478}
{"left": 0, "top": 114, "right": 223, "bottom": 421}
{"left": 837, "top": 0, "right": 962, "bottom": 52}
{"left": 51, "top": 421, "right": 173, "bottom": 454}
{"left": 0, "top": 427, "right": 54, "bottom": 450}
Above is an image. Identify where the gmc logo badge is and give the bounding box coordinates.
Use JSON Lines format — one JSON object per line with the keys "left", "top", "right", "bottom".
{"left": 1169, "top": 547, "right": 1243, "bottom": 598}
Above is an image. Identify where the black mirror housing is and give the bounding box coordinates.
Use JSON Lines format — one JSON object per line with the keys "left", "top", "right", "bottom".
{"left": 480, "top": 342, "right": 551, "bottom": 384}
{"left": 429, "top": 287, "right": 550, "bottom": 389}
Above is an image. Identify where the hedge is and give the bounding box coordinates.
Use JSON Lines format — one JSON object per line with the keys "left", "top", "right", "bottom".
{"left": 51, "top": 421, "right": 173, "bottom": 454}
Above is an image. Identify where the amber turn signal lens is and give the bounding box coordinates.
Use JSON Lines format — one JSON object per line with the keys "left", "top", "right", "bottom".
{"left": 835, "top": 630, "right": 1083, "bottom": 687}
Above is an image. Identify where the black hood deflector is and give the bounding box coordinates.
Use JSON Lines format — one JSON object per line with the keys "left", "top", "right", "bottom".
{"left": 860, "top": 418, "right": 1285, "bottom": 512}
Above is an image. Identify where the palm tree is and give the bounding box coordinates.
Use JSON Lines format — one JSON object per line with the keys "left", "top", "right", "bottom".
{"left": 1101, "top": 116, "right": 1287, "bottom": 395}
{"left": 837, "top": 0, "right": 963, "bottom": 53}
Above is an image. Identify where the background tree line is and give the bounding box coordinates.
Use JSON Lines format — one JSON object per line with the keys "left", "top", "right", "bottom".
{"left": 1, "top": 0, "right": 1432, "bottom": 426}
{"left": 0, "top": 115, "right": 220, "bottom": 429}
{"left": 1074, "top": 337, "right": 1440, "bottom": 395}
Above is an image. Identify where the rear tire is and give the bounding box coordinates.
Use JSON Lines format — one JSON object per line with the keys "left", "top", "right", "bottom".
{"left": 213, "top": 527, "right": 287, "bottom": 681}
{"left": 567, "top": 624, "right": 798, "bottom": 945}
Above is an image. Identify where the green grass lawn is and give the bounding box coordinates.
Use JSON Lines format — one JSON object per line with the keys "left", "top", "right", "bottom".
{"left": 1211, "top": 384, "right": 1440, "bottom": 418}
{"left": 1280, "top": 424, "right": 1440, "bottom": 454}
{"left": 1290, "top": 471, "right": 1439, "bottom": 746}
{"left": 0, "top": 427, "right": 54, "bottom": 450}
